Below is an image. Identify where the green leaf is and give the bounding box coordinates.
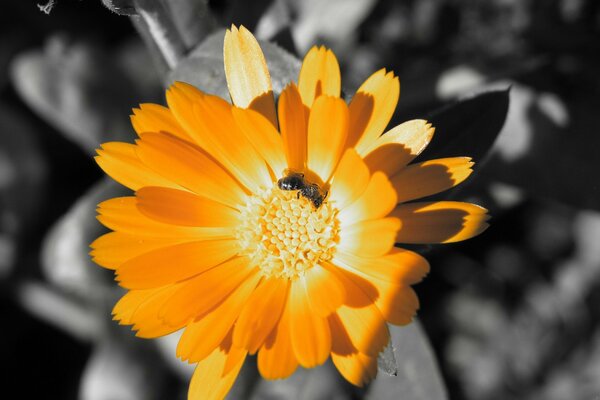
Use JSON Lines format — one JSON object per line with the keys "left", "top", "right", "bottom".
{"left": 418, "top": 88, "right": 510, "bottom": 165}
{"left": 367, "top": 321, "right": 448, "bottom": 400}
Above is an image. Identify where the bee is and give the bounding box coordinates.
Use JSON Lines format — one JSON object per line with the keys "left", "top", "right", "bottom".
{"left": 277, "top": 170, "right": 327, "bottom": 209}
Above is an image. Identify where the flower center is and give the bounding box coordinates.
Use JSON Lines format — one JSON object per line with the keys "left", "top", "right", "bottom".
{"left": 236, "top": 187, "right": 339, "bottom": 280}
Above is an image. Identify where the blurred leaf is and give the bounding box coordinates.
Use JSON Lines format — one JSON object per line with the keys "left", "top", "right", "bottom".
{"left": 165, "top": 0, "right": 216, "bottom": 49}
{"left": 0, "top": 103, "right": 47, "bottom": 239}
{"left": 167, "top": 28, "right": 301, "bottom": 96}
{"left": 10, "top": 35, "right": 148, "bottom": 153}
{"left": 483, "top": 83, "right": 600, "bottom": 211}
{"left": 250, "top": 361, "right": 350, "bottom": 400}
{"left": 377, "top": 339, "right": 398, "bottom": 376}
{"left": 79, "top": 339, "right": 165, "bottom": 400}
{"left": 367, "top": 321, "right": 448, "bottom": 400}
{"left": 289, "top": 0, "right": 377, "bottom": 53}
{"left": 102, "top": 0, "right": 137, "bottom": 16}
{"left": 16, "top": 281, "right": 103, "bottom": 342}
{"left": 418, "top": 88, "right": 510, "bottom": 165}
{"left": 41, "top": 178, "right": 127, "bottom": 303}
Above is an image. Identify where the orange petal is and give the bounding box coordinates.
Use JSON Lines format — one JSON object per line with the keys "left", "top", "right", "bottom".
{"left": 177, "top": 270, "right": 261, "bottom": 363}
{"left": 166, "top": 83, "right": 272, "bottom": 192}
{"left": 90, "top": 232, "right": 192, "bottom": 270}
{"left": 391, "top": 157, "right": 474, "bottom": 203}
{"left": 257, "top": 304, "right": 298, "bottom": 380}
{"left": 303, "top": 263, "right": 346, "bottom": 317}
{"left": 278, "top": 83, "right": 308, "bottom": 171}
{"left": 95, "top": 142, "right": 180, "bottom": 191}
{"left": 165, "top": 82, "right": 210, "bottom": 149}
{"left": 97, "top": 197, "right": 234, "bottom": 239}
{"left": 328, "top": 149, "right": 370, "bottom": 210}
{"left": 341, "top": 267, "right": 419, "bottom": 326}
{"left": 298, "top": 46, "right": 341, "bottom": 107}
{"left": 333, "top": 248, "right": 430, "bottom": 286}
{"left": 338, "top": 218, "right": 401, "bottom": 258}
{"left": 233, "top": 277, "right": 289, "bottom": 354}
{"left": 348, "top": 69, "right": 400, "bottom": 153}
{"left": 224, "top": 25, "right": 277, "bottom": 127}
{"left": 232, "top": 107, "right": 287, "bottom": 177}
{"left": 116, "top": 239, "right": 240, "bottom": 289}
{"left": 338, "top": 172, "right": 397, "bottom": 227}
{"left": 391, "top": 201, "right": 490, "bottom": 243}
{"left": 135, "top": 132, "right": 247, "bottom": 208}
{"left": 130, "top": 103, "right": 192, "bottom": 142}
{"left": 306, "top": 96, "right": 348, "bottom": 183}
{"left": 159, "top": 257, "right": 255, "bottom": 327}
{"left": 331, "top": 351, "right": 377, "bottom": 387}
{"left": 188, "top": 343, "right": 247, "bottom": 400}
{"left": 136, "top": 187, "right": 240, "bottom": 227}
{"left": 193, "top": 94, "right": 273, "bottom": 191}
{"left": 289, "top": 280, "right": 331, "bottom": 368}
{"left": 361, "top": 120, "right": 435, "bottom": 176}
{"left": 113, "top": 285, "right": 183, "bottom": 338}
{"left": 332, "top": 269, "right": 390, "bottom": 356}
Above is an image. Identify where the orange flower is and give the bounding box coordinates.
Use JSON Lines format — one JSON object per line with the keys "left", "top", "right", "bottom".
{"left": 91, "top": 25, "right": 488, "bottom": 399}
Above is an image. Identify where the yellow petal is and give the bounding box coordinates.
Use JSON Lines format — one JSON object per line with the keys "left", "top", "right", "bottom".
{"left": 361, "top": 120, "right": 435, "bottom": 176}
{"left": 159, "top": 257, "right": 255, "bottom": 327}
{"left": 95, "top": 142, "right": 180, "bottom": 191}
{"left": 177, "top": 271, "right": 261, "bottom": 363}
{"left": 90, "top": 232, "right": 192, "bottom": 270}
{"left": 348, "top": 69, "right": 400, "bottom": 153}
{"left": 391, "top": 157, "right": 474, "bottom": 203}
{"left": 391, "top": 201, "right": 490, "bottom": 243}
{"left": 298, "top": 46, "right": 341, "bottom": 107}
{"left": 233, "top": 277, "right": 289, "bottom": 354}
{"left": 130, "top": 103, "right": 192, "bottom": 142}
{"left": 289, "top": 280, "right": 331, "bottom": 368}
{"left": 257, "top": 305, "right": 298, "bottom": 380}
{"left": 116, "top": 239, "right": 240, "bottom": 289}
{"left": 338, "top": 218, "right": 401, "bottom": 258}
{"left": 232, "top": 107, "right": 287, "bottom": 177}
{"left": 332, "top": 269, "right": 390, "bottom": 356}
{"left": 188, "top": 343, "right": 247, "bottom": 400}
{"left": 136, "top": 186, "right": 240, "bottom": 227}
{"left": 224, "top": 25, "right": 277, "bottom": 127}
{"left": 338, "top": 172, "right": 397, "bottom": 227}
{"left": 331, "top": 351, "right": 377, "bottom": 388}
{"left": 333, "top": 248, "right": 430, "bottom": 286}
{"left": 135, "top": 132, "right": 247, "bottom": 208}
{"left": 306, "top": 96, "right": 348, "bottom": 183}
{"left": 303, "top": 263, "right": 346, "bottom": 317}
{"left": 97, "top": 197, "right": 234, "bottom": 239}
{"left": 328, "top": 149, "right": 370, "bottom": 210}
{"left": 278, "top": 83, "right": 308, "bottom": 171}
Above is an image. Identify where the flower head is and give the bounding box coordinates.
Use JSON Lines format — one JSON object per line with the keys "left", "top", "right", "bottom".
{"left": 91, "top": 25, "right": 489, "bottom": 399}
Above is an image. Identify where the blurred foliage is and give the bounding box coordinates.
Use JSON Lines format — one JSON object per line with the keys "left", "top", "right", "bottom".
{"left": 2, "top": 0, "right": 600, "bottom": 399}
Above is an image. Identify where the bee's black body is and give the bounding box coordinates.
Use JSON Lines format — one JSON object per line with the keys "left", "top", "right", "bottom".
{"left": 277, "top": 171, "right": 327, "bottom": 209}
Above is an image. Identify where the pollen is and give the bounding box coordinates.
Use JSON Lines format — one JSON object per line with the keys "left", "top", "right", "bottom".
{"left": 236, "top": 187, "right": 339, "bottom": 280}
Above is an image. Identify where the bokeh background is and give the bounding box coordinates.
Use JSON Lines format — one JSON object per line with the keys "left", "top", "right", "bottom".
{"left": 2, "top": 0, "right": 600, "bottom": 399}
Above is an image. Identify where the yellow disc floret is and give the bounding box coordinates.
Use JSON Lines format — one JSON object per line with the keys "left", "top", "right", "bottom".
{"left": 236, "top": 187, "right": 339, "bottom": 280}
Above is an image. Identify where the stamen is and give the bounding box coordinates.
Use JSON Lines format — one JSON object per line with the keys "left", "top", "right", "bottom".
{"left": 236, "top": 188, "right": 339, "bottom": 280}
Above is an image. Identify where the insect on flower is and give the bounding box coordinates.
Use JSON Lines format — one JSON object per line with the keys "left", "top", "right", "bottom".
{"left": 91, "top": 25, "right": 489, "bottom": 400}
{"left": 277, "top": 169, "right": 328, "bottom": 208}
